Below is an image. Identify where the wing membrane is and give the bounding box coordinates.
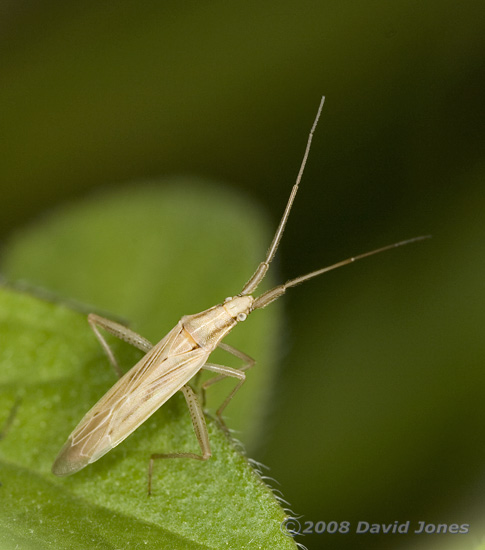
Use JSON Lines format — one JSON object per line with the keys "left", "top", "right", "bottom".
{"left": 52, "top": 323, "right": 209, "bottom": 475}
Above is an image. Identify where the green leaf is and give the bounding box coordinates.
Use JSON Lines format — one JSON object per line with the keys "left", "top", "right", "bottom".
{"left": 0, "top": 182, "right": 296, "bottom": 549}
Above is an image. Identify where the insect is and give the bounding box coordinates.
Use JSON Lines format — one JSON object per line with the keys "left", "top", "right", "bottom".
{"left": 52, "top": 97, "right": 428, "bottom": 493}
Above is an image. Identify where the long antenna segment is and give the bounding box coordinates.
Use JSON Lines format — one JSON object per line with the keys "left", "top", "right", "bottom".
{"left": 241, "top": 96, "right": 325, "bottom": 296}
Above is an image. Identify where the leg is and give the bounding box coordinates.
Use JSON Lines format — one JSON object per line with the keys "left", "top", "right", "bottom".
{"left": 201, "top": 342, "right": 255, "bottom": 403}
{"left": 88, "top": 313, "right": 152, "bottom": 379}
{"left": 148, "top": 385, "right": 211, "bottom": 495}
{"left": 0, "top": 396, "right": 21, "bottom": 442}
{"left": 201, "top": 342, "right": 255, "bottom": 414}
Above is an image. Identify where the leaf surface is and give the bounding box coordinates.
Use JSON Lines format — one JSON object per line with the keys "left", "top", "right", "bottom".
{"left": 0, "top": 182, "right": 294, "bottom": 549}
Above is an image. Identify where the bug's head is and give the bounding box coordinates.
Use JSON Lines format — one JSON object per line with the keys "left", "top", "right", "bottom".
{"left": 223, "top": 295, "right": 254, "bottom": 323}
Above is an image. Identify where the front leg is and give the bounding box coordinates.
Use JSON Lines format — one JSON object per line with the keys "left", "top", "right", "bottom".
{"left": 201, "top": 343, "right": 255, "bottom": 430}
{"left": 201, "top": 343, "right": 255, "bottom": 403}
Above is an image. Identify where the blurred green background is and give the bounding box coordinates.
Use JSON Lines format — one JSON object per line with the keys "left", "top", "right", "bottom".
{"left": 1, "top": 2, "right": 485, "bottom": 549}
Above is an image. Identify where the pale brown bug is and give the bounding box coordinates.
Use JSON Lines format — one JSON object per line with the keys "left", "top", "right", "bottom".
{"left": 52, "top": 97, "right": 428, "bottom": 493}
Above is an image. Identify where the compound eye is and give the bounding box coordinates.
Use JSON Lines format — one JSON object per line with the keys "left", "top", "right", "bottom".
{"left": 237, "top": 313, "right": 247, "bottom": 322}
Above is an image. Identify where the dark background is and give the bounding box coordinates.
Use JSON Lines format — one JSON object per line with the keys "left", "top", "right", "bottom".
{"left": 1, "top": 2, "right": 485, "bottom": 549}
